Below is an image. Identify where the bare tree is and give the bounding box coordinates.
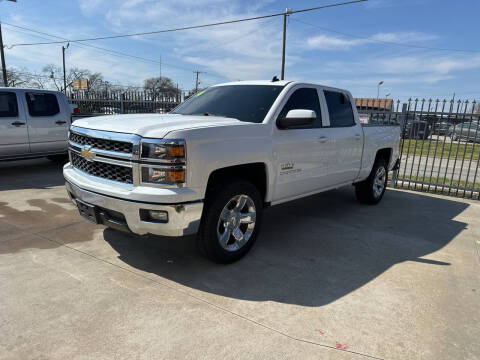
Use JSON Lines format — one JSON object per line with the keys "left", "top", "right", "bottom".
{"left": 0, "top": 67, "right": 48, "bottom": 88}
{"left": 86, "top": 72, "right": 104, "bottom": 91}
{"left": 144, "top": 76, "right": 178, "bottom": 100}
{"left": 41, "top": 64, "right": 104, "bottom": 92}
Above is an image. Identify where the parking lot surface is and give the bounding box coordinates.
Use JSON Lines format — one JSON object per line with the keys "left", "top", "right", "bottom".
{"left": 1, "top": 159, "right": 479, "bottom": 359}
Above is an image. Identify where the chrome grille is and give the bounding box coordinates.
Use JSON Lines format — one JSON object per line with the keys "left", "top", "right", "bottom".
{"left": 70, "top": 152, "right": 133, "bottom": 184}
{"left": 69, "top": 132, "right": 133, "bottom": 154}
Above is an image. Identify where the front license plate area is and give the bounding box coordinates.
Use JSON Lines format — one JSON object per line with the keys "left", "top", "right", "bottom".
{"left": 76, "top": 199, "right": 99, "bottom": 224}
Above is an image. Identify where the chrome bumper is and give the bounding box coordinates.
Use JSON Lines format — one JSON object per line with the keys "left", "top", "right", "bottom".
{"left": 65, "top": 181, "right": 203, "bottom": 237}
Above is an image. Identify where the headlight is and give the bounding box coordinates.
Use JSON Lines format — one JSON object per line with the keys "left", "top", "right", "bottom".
{"left": 141, "top": 139, "right": 185, "bottom": 162}
{"left": 141, "top": 166, "right": 185, "bottom": 185}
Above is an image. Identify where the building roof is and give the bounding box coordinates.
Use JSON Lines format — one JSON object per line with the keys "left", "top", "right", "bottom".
{"left": 355, "top": 97, "right": 394, "bottom": 110}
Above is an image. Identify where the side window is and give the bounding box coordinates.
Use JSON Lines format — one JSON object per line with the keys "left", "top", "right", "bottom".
{"left": 25, "top": 93, "right": 60, "bottom": 117}
{"left": 277, "top": 88, "right": 322, "bottom": 128}
{"left": 0, "top": 92, "right": 18, "bottom": 118}
{"left": 324, "top": 90, "right": 355, "bottom": 127}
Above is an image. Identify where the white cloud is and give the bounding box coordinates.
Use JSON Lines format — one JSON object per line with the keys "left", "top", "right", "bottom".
{"left": 74, "top": 0, "right": 286, "bottom": 81}
{"left": 2, "top": 28, "right": 160, "bottom": 87}
{"left": 306, "top": 32, "right": 437, "bottom": 50}
{"left": 307, "top": 35, "right": 365, "bottom": 50}
{"left": 374, "top": 55, "right": 480, "bottom": 76}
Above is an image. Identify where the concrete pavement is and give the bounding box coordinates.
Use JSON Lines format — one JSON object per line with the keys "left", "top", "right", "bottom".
{"left": 1, "top": 159, "right": 479, "bottom": 359}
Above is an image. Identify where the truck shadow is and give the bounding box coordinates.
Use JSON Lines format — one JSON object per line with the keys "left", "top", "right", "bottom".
{"left": 104, "top": 187, "right": 468, "bottom": 307}
{"left": 0, "top": 158, "right": 67, "bottom": 191}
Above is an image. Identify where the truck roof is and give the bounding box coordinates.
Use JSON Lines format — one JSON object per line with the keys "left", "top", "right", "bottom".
{"left": 0, "top": 87, "right": 63, "bottom": 94}
{"left": 212, "top": 80, "right": 349, "bottom": 93}
{"left": 213, "top": 80, "right": 292, "bottom": 87}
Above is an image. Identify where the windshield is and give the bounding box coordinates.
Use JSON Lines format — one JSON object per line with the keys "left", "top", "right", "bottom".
{"left": 171, "top": 85, "right": 285, "bottom": 123}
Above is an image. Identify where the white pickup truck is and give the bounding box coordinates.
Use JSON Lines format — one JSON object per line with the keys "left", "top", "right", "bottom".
{"left": 63, "top": 80, "right": 400, "bottom": 263}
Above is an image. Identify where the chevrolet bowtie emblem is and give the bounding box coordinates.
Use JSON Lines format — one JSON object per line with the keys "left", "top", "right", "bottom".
{"left": 81, "top": 146, "right": 95, "bottom": 161}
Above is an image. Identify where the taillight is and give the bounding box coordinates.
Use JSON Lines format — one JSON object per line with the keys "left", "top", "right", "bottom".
{"left": 73, "top": 107, "right": 80, "bottom": 114}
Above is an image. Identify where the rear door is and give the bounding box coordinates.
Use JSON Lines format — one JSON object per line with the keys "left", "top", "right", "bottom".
{"left": 24, "top": 91, "right": 69, "bottom": 153}
{"left": 272, "top": 86, "right": 330, "bottom": 202}
{"left": 0, "top": 90, "right": 29, "bottom": 157}
{"left": 320, "top": 89, "right": 363, "bottom": 186}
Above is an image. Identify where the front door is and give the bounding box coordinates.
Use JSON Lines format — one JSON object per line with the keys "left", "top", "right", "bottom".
{"left": 0, "top": 91, "right": 29, "bottom": 157}
{"left": 273, "top": 86, "right": 330, "bottom": 202}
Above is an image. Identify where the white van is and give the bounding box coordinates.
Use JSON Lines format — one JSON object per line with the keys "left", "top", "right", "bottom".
{"left": 0, "top": 88, "right": 75, "bottom": 160}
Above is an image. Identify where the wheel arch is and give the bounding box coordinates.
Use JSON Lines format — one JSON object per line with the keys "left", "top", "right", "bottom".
{"left": 375, "top": 148, "right": 392, "bottom": 167}
{"left": 205, "top": 163, "right": 269, "bottom": 206}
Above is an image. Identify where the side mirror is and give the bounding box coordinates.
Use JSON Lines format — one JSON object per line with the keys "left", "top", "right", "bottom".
{"left": 278, "top": 109, "right": 316, "bottom": 129}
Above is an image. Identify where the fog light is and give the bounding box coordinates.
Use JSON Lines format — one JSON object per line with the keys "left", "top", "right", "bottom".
{"left": 148, "top": 210, "right": 168, "bottom": 222}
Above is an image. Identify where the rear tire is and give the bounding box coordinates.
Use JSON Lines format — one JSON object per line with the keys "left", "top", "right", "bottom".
{"left": 355, "top": 158, "right": 388, "bottom": 205}
{"left": 198, "top": 179, "right": 262, "bottom": 263}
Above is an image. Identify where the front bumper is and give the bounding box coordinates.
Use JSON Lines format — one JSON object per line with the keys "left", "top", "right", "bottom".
{"left": 65, "top": 180, "right": 203, "bottom": 237}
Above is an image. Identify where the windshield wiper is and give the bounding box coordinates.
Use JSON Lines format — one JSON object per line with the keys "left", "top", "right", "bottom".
{"left": 192, "top": 112, "right": 226, "bottom": 117}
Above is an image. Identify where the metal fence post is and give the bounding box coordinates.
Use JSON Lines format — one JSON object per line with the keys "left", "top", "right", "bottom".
{"left": 391, "top": 103, "right": 407, "bottom": 188}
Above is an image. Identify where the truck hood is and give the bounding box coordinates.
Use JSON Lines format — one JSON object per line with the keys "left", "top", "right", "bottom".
{"left": 72, "top": 113, "right": 244, "bottom": 138}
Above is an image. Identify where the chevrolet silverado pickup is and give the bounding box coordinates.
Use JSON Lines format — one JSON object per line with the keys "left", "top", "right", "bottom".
{"left": 63, "top": 80, "right": 401, "bottom": 263}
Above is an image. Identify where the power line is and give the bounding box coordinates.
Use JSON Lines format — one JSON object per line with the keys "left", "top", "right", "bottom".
{"left": 2, "top": 22, "right": 230, "bottom": 81}
{"left": 1, "top": 22, "right": 197, "bottom": 73}
{"left": 2, "top": 21, "right": 270, "bottom": 81}
{"left": 186, "top": 17, "right": 279, "bottom": 55}
{"left": 291, "top": 18, "right": 480, "bottom": 54}
{"left": 5, "top": 0, "right": 367, "bottom": 47}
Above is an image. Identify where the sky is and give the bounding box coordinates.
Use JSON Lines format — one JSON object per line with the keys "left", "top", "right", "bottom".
{"left": 1, "top": 0, "right": 480, "bottom": 101}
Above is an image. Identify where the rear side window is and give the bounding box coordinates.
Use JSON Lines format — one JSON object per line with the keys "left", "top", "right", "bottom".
{"left": 0, "top": 92, "right": 18, "bottom": 117}
{"left": 25, "top": 92, "right": 60, "bottom": 116}
{"left": 324, "top": 90, "right": 355, "bottom": 127}
{"left": 278, "top": 88, "right": 322, "bottom": 128}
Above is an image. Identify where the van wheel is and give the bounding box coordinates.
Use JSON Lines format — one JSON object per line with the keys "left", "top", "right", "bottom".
{"left": 355, "top": 158, "right": 388, "bottom": 205}
{"left": 198, "top": 180, "right": 262, "bottom": 263}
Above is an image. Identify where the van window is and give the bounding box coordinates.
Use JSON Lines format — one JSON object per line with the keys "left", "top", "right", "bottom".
{"left": 0, "top": 92, "right": 18, "bottom": 117}
{"left": 277, "top": 88, "right": 322, "bottom": 128}
{"left": 25, "top": 92, "right": 60, "bottom": 116}
{"left": 324, "top": 90, "right": 355, "bottom": 127}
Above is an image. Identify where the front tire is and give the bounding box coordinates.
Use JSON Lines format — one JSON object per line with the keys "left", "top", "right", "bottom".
{"left": 198, "top": 180, "right": 262, "bottom": 263}
{"left": 355, "top": 158, "right": 388, "bottom": 205}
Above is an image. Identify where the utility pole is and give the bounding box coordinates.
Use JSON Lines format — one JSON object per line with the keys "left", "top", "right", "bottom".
{"left": 0, "top": 23, "right": 8, "bottom": 87}
{"left": 281, "top": 8, "right": 292, "bottom": 80}
{"left": 62, "top": 43, "right": 69, "bottom": 94}
{"left": 194, "top": 70, "right": 205, "bottom": 93}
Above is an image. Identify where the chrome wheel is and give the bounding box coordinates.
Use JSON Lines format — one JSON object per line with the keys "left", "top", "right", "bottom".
{"left": 217, "top": 194, "right": 256, "bottom": 252}
{"left": 373, "top": 166, "right": 386, "bottom": 199}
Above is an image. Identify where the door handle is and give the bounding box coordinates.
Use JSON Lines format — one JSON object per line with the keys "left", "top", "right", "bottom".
{"left": 55, "top": 120, "right": 67, "bottom": 125}
{"left": 354, "top": 133, "right": 361, "bottom": 140}
{"left": 317, "top": 136, "right": 328, "bottom": 143}
{"left": 11, "top": 121, "right": 26, "bottom": 126}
